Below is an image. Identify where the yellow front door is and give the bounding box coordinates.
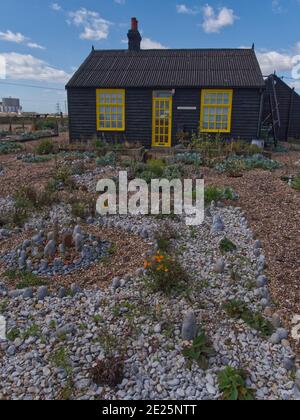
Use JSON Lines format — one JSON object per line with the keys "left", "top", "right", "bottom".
{"left": 152, "top": 92, "right": 172, "bottom": 147}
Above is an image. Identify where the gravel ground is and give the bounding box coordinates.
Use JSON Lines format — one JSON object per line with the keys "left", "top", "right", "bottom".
{"left": 202, "top": 152, "right": 300, "bottom": 357}
{"left": 0, "top": 206, "right": 298, "bottom": 400}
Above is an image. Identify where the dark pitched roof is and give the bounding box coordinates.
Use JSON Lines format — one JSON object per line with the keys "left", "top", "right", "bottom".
{"left": 66, "top": 48, "right": 265, "bottom": 89}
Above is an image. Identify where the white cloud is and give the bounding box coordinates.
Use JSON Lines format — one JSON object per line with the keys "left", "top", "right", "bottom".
{"left": 257, "top": 50, "right": 297, "bottom": 74}
{"left": 68, "top": 8, "right": 112, "bottom": 41}
{"left": 0, "top": 29, "right": 46, "bottom": 50}
{"left": 26, "top": 42, "right": 46, "bottom": 50}
{"left": 0, "top": 52, "right": 70, "bottom": 83}
{"left": 0, "top": 30, "right": 26, "bottom": 44}
{"left": 141, "top": 38, "right": 167, "bottom": 49}
{"left": 202, "top": 4, "right": 238, "bottom": 33}
{"left": 50, "top": 3, "right": 62, "bottom": 12}
{"left": 176, "top": 4, "right": 199, "bottom": 15}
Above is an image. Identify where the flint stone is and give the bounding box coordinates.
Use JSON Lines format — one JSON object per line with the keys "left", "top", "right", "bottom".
{"left": 32, "top": 234, "right": 43, "bottom": 245}
{"left": 39, "top": 259, "right": 48, "bottom": 271}
{"left": 256, "top": 275, "right": 268, "bottom": 288}
{"left": 44, "top": 240, "right": 56, "bottom": 258}
{"left": 22, "top": 239, "right": 31, "bottom": 250}
{"left": 23, "top": 288, "right": 33, "bottom": 299}
{"left": 112, "top": 277, "right": 121, "bottom": 290}
{"left": 70, "top": 283, "right": 81, "bottom": 296}
{"left": 181, "top": 311, "right": 197, "bottom": 341}
{"left": 56, "top": 323, "right": 76, "bottom": 337}
{"left": 214, "top": 258, "right": 225, "bottom": 274}
{"left": 47, "top": 232, "right": 55, "bottom": 241}
{"left": 272, "top": 313, "right": 282, "bottom": 329}
{"left": 211, "top": 215, "right": 224, "bottom": 233}
{"left": 283, "top": 357, "right": 295, "bottom": 371}
{"left": 37, "top": 286, "right": 48, "bottom": 301}
{"left": 270, "top": 333, "right": 281, "bottom": 345}
{"left": 9, "top": 290, "right": 24, "bottom": 299}
{"left": 58, "top": 287, "right": 66, "bottom": 299}
{"left": 254, "top": 240, "right": 262, "bottom": 249}
{"left": 7, "top": 345, "right": 16, "bottom": 356}
{"left": 58, "top": 244, "right": 66, "bottom": 255}
{"left": 73, "top": 225, "right": 82, "bottom": 239}
{"left": 277, "top": 328, "right": 289, "bottom": 340}
{"left": 74, "top": 234, "right": 83, "bottom": 252}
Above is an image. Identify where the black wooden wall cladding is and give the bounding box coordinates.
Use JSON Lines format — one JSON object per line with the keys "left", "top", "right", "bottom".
{"left": 68, "top": 87, "right": 262, "bottom": 145}
{"left": 264, "top": 75, "right": 300, "bottom": 141}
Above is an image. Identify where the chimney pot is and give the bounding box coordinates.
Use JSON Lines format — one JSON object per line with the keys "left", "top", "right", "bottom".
{"left": 128, "top": 17, "right": 142, "bottom": 51}
{"left": 131, "top": 17, "right": 138, "bottom": 31}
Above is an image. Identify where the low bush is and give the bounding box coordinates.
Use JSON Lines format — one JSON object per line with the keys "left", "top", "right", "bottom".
{"left": 204, "top": 186, "right": 238, "bottom": 206}
{"left": 146, "top": 159, "right": 166, "bottom": 177}
{"left": 35, "top": 139, "right": 55, "bottom": 155}
{"left": 144, "top": 251, "right": 188, "bottom": 295}
{"left": 216, "top": 154, "right": 281, "bottom": 174}
{"left": 154, "top": 222, "right": 178, "bottom": 252}
{"left": 46, "top": 165, "right": 75, "bottom": 192}
{"left": 292, "top": 173, "right": 300, "bottom": 190}
{"left": 3, "top": 269, "right": 47, "bottom": 289}
{"left": 223, "top": 300, "right": 274, "bottom": 337}
{"left": 174, "top": 152, "right": 202, "bottom": 166}
{"left": 96, "top": 152, "right": 116, "bottom": 167}
{"left": 90, "top": 356, "right": 124, "bottom": 387}
{"left": 182, "top": 330, "right": 215, "bottom": 370}
{"left": 0, "top": 141, "right": 22, "bottom": 155}
{"left": 23, "top": 155, "right": 52, "bottom": 164}
{"left": 35, "top": 119, "right": 57, "bottom": 131}
{"left": 218, "top": 367, "right": 255, "bottom": 400}
{"left": 219, "top": 238, "right": 237, "bottom": 253}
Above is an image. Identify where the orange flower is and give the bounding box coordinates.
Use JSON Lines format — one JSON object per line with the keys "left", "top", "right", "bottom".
{"left": 144, "top": 260, "right": 151, "bottom": 269}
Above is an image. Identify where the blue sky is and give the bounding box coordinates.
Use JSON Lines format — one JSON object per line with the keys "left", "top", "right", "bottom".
{"left": 0, "top": 0, "right": 299, "bottom": 112}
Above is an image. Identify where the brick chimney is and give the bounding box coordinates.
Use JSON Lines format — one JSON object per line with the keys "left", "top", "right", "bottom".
{"left": 128, "top": 17, "right": 142, "bottom": 51}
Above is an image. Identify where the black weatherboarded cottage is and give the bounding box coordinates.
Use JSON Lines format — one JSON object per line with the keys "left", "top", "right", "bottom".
{"left": 66, "top": 18, "right": 265, "bottom": 147}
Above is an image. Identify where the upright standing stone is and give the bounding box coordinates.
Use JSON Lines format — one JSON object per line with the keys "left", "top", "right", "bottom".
{"left": 211, "top": 215, "right": 224, "bottom": 233}
{"left": 44, "top": 240, "right": 56, "bottom": 258}
{"left": 181, "top": 311, "right": 197, "bottom": 341}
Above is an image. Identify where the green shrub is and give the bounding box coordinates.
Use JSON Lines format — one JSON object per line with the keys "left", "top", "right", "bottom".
{"left": 144, "top": 251, "right": 188, "bottom": 295}
{"left": 163, "top": 164, "right": 184, "bottom": 180}
{"left": 4, "top": 269, "right": 47, "bottom": 289}
{"left": 35, "top": 120, "right": 57, "bottom": 131}
{"left": 219, "top": 238, "right": 237, "bottom": 253}
{"left": 292, "top": 173, "right": 300, "bottom": 190}
{"left": 96, "top": 152, "right": 116, "bottom": 167}
{"left": 223, "top": 300, "right": 274, "bottom": 337}
{"left": 218, "top": 367, "right": 255, "bottom": 400}
{"left": 35, "top": 139, "right": 55, "bottom": 155}
{"left": 23, "top": 155, "right": 52, "bottom": 164}
{"left": 182, "top": 330, "right": 215, "bottom": 370}
{"left": 7, "top": 327, "right": 21, "bottom": 341}
{"left": 216, "top": 154, "right": 281, "bottom": 174}
{"left": 146, "top": 159, "right": 166, "bottom": 177}
{"left": 174, "top": 152, "right": 202, "bottom": 166}
{"left": 0, "top": 141, "right": 22, "bottom": 155}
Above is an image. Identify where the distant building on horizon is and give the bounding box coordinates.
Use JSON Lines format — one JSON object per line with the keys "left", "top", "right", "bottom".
{"left": 0, "top": 97, "right": 22, "bottom": 114}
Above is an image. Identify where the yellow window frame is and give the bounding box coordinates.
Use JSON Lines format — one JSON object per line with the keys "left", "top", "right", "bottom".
{"left": 200, "top": 89, "right": 233, "bottom": 133}
{"left": 96, "top": 89, "right": 125, "bottom": 131}
{"left": 152, "top": 95, "right": 173, "bottom": 148}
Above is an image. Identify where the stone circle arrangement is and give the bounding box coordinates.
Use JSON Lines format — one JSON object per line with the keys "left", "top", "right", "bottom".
{"left": 0, "top": 224, "right": 111, "bottom": 277}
